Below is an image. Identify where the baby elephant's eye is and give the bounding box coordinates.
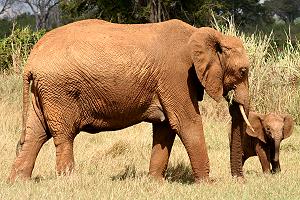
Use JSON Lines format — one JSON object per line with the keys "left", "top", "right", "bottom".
{"left": 239, "top": 67, "right": 248, "bottom": 77}
{"left": 265, "top": 127, "right": 271, "bottom": 132}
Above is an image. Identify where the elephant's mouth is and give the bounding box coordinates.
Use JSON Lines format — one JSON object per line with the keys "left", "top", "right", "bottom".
{"left": 224, "top": 89, "right": 254, "bottom": 132}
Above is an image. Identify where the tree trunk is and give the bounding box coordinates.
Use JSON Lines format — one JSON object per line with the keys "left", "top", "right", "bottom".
{"left": 150, "top": 0, "right": 164, "bottom": 23}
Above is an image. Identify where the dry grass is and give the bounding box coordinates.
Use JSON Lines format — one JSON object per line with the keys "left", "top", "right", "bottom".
{"left": 0, "top": 74, "right": 299, "bottom": 200}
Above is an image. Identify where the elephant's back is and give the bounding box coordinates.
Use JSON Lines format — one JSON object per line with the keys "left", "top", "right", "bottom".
{"left": 30, "top": 19, "right": 195, "bottom": 56}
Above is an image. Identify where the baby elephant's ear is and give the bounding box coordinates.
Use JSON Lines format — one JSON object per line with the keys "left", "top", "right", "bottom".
{"left": 246, "top": 112, "right": 266, "bottom": 143}
{"left": 281, "top": 114, "right": 294, "bottom": 139}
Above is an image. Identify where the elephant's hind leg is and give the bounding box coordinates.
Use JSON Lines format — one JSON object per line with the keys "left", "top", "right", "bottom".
{"left": 47, "top": 115, "right": 79, "bottom": 176}
{"left": 8, "top": 108, "right": 50, "bottom": 182}
{"left": 149, "top": 122, "right": 176, "bottom": 179}
{"left": 53, "top": 135, "right": 76, "bottom": 176}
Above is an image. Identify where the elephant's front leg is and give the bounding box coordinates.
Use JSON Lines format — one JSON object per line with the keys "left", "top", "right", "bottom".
{"left": 177, "top": 117, "right": 210, "bottom": 182}
{"left": 149, "top": 122, "right": 176, "bottom": 179}
{"left": 183, "top": 121, "right": 210, "bottom": 182}
{"left": 255, "top": 143, "right": 271, "bottom": 173}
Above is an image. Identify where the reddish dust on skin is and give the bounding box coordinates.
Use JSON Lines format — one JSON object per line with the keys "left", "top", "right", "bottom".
{"left": 8, "top": 19, "right": 250, "bottom": 182}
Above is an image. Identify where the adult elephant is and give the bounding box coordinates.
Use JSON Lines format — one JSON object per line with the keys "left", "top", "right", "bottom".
{"left": 9, "top": 19, "right": 252, "bottom": 182}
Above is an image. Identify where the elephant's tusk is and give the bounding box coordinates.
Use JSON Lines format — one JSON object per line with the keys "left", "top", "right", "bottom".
{"left": 239, "top": 104, "right": 255, "bottom": 132}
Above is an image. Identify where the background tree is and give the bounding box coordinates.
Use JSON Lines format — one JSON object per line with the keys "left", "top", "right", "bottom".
{"left": 0, "top": 13, "right": 35, "bottom": 37}
{"left": 60, "top": 0, "right": 270, "bottom": 28}
{"left": 264, "top": 0, "right": 300, "bottom": 24}
{"left": 0, "top": 0, "right": 15, "bottom": 15}
{"left": 60, "top": 0, "right": 145, "bottom": 23}
{"left": 17, "top": 0, "right": 60, "bottom": 30}
{"left": 211, "top": 0, "right": 272, "bottom": 31}
{"left": 60, "top": 0, "right": 222, "bottom": 25}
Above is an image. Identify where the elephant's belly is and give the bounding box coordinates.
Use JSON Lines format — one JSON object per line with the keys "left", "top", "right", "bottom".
{"left": 80, "top": 103, "right": 166, "bottom": 133}
{"left": 80, "top": 118, "right": 141, "bottom": 133}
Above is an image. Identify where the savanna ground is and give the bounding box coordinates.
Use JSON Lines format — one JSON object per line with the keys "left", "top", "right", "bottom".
{"left": 0, "top": 21, "right": 300, "bottom": 199}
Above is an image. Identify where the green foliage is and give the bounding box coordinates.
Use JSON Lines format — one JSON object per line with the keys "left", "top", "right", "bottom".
{"left": 0, "top": 13, "right": 36, "bottom": 38}
{"left": 0, "top": 18, "right": 11, "bottom": 38}
{"left": 59, "top": 0, "right": 268, "bottom": 27}
{"left": 0, "top": 26, "right": 45, "bottom": 72}
{"left": 213, "top": 0, "right": 272, "bottom": 30}
{"left": 60, "top": 0, "right": 148, "bottom": 24}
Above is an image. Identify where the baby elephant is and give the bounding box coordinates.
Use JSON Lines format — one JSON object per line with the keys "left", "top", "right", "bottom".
{"left": 242, "top": 112, "right": 294, "bottom": 173}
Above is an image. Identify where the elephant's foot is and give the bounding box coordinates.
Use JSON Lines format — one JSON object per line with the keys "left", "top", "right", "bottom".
{"left": 193, "top": 172, "right": 210, "bottom": 183}
{"left": 271, "top": 168, "right": 281, "bottom": 174}
{"left": 8, "top": 162, "right": 32, "bottom": 183}
{"left": 8, "top": 134, "right": 49, "bottom": 183}
{"left": 148, "top": 164, "right": 168, "bottom": 181}
{"left": 194, "top": 176, "right": 216, "bottom": 184}
{"left": 271, "top": 161, "right": 281, "bottom": 174}
{"left": 148, "top": 172, "right": 165, "bottom": 183}
{"left": 54, "top": 140, "right": 75, "bottom": 176}
{"left": 231, "top": 175, "right": 246, "bottom": 184}
{"left": 56, "top": 160, "right": 74, "bottom": 176}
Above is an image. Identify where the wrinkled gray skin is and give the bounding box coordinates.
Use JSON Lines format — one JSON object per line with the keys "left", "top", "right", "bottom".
{"left": 9, "top": 19, "right": 251, "bottom": 182}
{"left": 242, "top": 112, "right": 294, "bottom": 173}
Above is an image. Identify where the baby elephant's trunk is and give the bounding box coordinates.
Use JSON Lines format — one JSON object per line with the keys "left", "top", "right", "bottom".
{"left": 271, "top": 140, "right": 281, "bottom": 173}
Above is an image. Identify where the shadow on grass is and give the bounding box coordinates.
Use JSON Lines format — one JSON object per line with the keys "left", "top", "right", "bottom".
{"left": 111, "top": 165, "right": 146, "bottom": 181}
{"left": 245, "top": 170, "right": 260, "bottom": 176}
{"left": 111, "top": 162, "right": 194, "bottom": 184}
{"left": 165, "top": 162, "right": 194, "bottom": 184}
{"left": 32, "top": 174, "right": 57, "bottom": 183}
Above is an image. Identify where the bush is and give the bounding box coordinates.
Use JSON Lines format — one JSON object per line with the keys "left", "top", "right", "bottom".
{"left": 0, "top": 26, "right": 45, "bottom": 73}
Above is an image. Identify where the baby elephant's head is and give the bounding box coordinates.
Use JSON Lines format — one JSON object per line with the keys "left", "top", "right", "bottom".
{"left": 246, "top": 112, "right": 294, "bottom": 173}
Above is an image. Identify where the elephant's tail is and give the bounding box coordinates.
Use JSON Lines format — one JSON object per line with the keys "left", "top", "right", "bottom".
{"left": 19, "top": 70, "right": 33, "bottom": 147}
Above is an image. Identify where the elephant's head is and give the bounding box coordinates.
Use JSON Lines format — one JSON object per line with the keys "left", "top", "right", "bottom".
{"left": 188, "top": 27, "right": 249, "bottom": 105}
{"left": 246, "top": 112, "right": 294, "bottom": 173}
{"left": 188, "top": 27, "right": 251, "bottom": 177}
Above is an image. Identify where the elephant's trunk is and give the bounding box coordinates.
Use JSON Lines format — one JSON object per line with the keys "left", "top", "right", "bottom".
{"left": 228, "top": 82, "right": 250, "bottom": 177}
{"left": 271, "top": 140, "right": 281, "bottom": 173}
{"left": 274, "top": 140, "right": 280, "bottom": 162}
{"left": 229, "top": 102, "right": 248, "bottom": 177}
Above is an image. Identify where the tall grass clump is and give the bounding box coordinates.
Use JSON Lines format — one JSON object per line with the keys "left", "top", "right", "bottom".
{"left": 212, "top": 17, "right": 300, "bottom": 124}
{"left": 0, "top": 25, "right": 45, "bottom": 73}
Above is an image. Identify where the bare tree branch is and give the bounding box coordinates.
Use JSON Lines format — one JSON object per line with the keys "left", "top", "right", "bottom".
{"left": 0, "top": 0, "right": 14, "bottom": 15}
{"left": 17, "top": 0, "right": 59, "bottom": 29}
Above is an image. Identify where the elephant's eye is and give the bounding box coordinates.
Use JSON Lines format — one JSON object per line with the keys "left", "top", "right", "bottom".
{"left": 239, "top": 67, "right": 248, "bottom": 77}
{"left": 265, "top": 127, "right": 271, "bottom": 132}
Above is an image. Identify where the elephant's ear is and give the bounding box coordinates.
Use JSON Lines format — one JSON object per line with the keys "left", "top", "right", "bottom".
{"left": 246, "top": 112, "right": 266, "bottom": 143}
{"left": 281, "top": 114, "right": 294, "bottom": 139}
{"left": 188, "top": 27, "right": 224, "bottom": 102}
